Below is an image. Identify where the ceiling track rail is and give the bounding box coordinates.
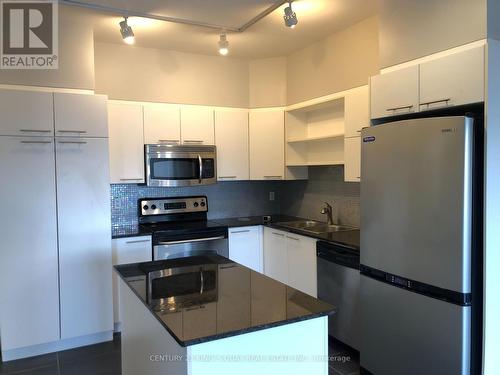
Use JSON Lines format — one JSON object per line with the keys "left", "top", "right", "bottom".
{"left": 59, "top": 0, "right": 288, "bottom": 33}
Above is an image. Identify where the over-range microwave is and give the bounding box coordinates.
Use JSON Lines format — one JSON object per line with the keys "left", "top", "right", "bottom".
{"left": 145, "top": 144, "right": 217, "bottom": 187}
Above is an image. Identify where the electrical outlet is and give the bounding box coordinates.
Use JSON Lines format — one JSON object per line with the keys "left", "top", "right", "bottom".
{"left": 269, "top": 191, "right": 275, "bottom": 201}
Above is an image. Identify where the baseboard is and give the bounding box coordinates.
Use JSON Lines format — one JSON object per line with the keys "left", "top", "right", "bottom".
{"left": 1, "top": 331, "right": 114, "bottom": 362}
{"left": 113, "top": 322, "right": 122, "bottom": 333}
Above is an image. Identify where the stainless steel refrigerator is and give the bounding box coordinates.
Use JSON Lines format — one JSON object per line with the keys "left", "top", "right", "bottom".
{"left": 360, "top": 115, "right": 483, "bottom": 375}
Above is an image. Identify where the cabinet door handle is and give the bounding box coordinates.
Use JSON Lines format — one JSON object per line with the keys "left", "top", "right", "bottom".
{"left": 286, "top": 236, "right": 300, "bottom": 241}
{"left": 19, "top": 129, "right": 52, "bottom": 133}
{"left": 120, "top": 178, "right": 143, "bottom": 181}
{"left": 272, "top": 232, "right": 285, "bottom": 237}
{"left": 186, "top": 305, "right": 206, "bottom": 312}
{"left": 58, "top": 141, "right": 87, "bottom": 144}
{"left": 231, "top": 229, "right": 250, "bottom": 234}
{"left": 220, "top": 264, "right": 238, "bottom": 270}
{"left": 219, "top": 176, "right": 237, "bottom": 179}
{"left": 57, "top": 130, "right": 87, "bottom": 134}
{"left": 386, "top": 105, "right": 413, "bottom": 112}
{"left": 419, "top": 98, "right": 451, "bottom": 107}
{"left": 158, "top": 139, "right": 179, "bottom": 144}
{"left": 125, "top": 239, "right": 150, "bottom": 244}
{"left": 264, "top": 176, "right": 283, "bottom": 179}
{"left": 184, "top": 140, "right": 204, "bottom": 144}
{"left": 20, "top": 140, "right": 52, "bottom": 144}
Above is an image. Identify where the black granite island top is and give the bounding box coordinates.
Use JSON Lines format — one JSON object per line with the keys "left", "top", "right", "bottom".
{"left": 114, "top": 255, "right": 335, "bottom": 347}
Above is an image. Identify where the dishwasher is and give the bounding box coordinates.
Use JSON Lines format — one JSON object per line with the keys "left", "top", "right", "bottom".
{"left": 317, "top": 240, "right": 361, "bottom": 351}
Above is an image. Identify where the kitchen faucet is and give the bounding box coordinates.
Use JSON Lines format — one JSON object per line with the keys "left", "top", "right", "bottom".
{"left": 320, "top": 202, "right": 334, "bottom": 225}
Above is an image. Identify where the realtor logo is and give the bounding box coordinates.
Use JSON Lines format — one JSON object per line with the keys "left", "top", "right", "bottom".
{"left": 1, "top": 0, "right": 58, "bottom": 69}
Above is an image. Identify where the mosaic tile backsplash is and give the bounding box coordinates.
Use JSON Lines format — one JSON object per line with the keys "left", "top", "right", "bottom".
{"left": 111, "top": 180, "right": 283, "bottom": 230}
{"left": 111, "top": 166, "right": 361, "bottom": 232}
{"left": 280, "top": 166, "right": 361, "bottom": 227}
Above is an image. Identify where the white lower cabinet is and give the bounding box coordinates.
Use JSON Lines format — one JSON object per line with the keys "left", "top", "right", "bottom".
{"left": 0, "top": 137, "right": 60, "bottom": 352}
{"left": 228, "top": 226, "right": 263, "bottom": 273}
{"left": 286, "top": 233, "right": 318, "bottom": 298}
{"left": 112, "top": 236, "right": 152, "bottom": 327}
{"left": 263, "top": 227, "right": 317, "bottom": 297}
{"left": 263, "top": 229, "right": 288, "bottom": 284}
{"left": 56, "top": 138, "right": 113, "bottom": 340}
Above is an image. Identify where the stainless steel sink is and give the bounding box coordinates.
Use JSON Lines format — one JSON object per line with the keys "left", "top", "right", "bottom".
{"left": 275, "top": 220, "right": 357, "bottom": 235}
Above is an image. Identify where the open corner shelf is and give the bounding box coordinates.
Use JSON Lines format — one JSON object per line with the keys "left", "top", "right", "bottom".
{"left": 286, "top": 161, "right": 345, "bottom": 167}
{"left": 286, "top": 132, "right": 344, "bottom": 144}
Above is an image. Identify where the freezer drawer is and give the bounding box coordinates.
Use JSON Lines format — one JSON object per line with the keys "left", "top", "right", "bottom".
{"left": 360, "top": 275, "right": 471, "bottom": 375}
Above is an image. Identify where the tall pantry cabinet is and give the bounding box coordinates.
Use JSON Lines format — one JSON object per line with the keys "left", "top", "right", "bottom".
{"left": 0, "top": 89, "right": 113, "bottom": 361}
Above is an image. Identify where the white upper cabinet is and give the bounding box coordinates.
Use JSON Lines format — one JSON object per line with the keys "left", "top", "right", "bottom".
{"left": 108, "top": 102, "right": 145, "bottom": 184}
{"left": 215, "top": 109, "right": 249, "bottom": 181}
{"left": 0, "top": 89, "right": 54, "bottom": 136}
{"left": 370, "top": 65, "right": 420, "bottom": 119}
{"left": 54, "top": 93, "right": 108, "bottom": 138}
{"left": 180, "top": 106, "right": 215, "bottom": 145}
{"left": 345, "top": 86, "right": 369, "bottom": 138}
{"left": 249, "top": 109, "right": 285, "bottom": 180}
{"left": 419, "top": 46, "right": 485, "bottom": 110}
{"left": 143, "top": 103, "right": 181, "bottom": 145}
{"left": 56, "top": 137, "right": 112, "bottom": 340}
{"left": 344, "top": 137, "right": 361, "bottom": 182}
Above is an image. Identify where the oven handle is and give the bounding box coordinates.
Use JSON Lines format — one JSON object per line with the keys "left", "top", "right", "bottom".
{"left": 157, "top": 235, "right": 226, "bottom": 246}
{"left": 198, "top": 154, "right": 203, "bottom": 183}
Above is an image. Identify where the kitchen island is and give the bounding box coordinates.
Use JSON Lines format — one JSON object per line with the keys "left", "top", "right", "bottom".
{"left": 115, "top": 255, "right": 335, "bottom": 375}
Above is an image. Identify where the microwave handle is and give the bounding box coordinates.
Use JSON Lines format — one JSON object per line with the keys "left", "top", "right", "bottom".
{"left": 198, "top": 154, "right": 203, "bottom": 183}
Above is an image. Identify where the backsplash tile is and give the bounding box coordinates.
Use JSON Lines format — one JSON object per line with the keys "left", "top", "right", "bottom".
{"left": 280, "top": 166, "right": 360, "bottom": 227}
{"left": 111, "top": 167, "right": 361, "bottom": 230}
{"left": 111, "top": 181, "right": 282, "bottom": 229}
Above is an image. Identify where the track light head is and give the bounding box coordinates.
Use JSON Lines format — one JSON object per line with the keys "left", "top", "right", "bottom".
{"left": 283, "top": 1, "right": 298, "bottom": 28}
{"left": 218, "top": 33, "right": 229, "bottom": 56}
{"left": 119, "top": 17, "right": 135, "bottom": 45}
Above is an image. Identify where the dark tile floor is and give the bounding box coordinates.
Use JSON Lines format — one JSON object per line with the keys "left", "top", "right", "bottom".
{"left": 0, "top": 334, "right": 359, "bottom": 375}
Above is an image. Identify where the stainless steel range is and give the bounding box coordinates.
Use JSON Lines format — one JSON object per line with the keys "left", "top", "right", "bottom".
{"left": 139, "top": 196, "right": 228, "bottom": 261}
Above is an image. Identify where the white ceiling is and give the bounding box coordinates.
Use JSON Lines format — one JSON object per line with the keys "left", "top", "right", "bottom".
{"left": 73, "top": 0, "right": 379, "bottom": 59}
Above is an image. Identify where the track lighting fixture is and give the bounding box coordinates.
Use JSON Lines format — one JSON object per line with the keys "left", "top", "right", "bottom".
{"left": 283, "top": 1, "right": 298, "bottom": 28}
{"left": 119, "top": 17, "right": 135, "bottom": 45}
{"left": 218, "top": 33, "right": 229, "bottom": 56}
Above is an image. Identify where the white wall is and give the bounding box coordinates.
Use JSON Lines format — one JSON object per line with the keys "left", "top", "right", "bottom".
{"left": 379, "top": 0, "right": 487, "bottom": 68}
{"left": 94, "top": 42, "right": 249, "bottom": 108}
{"left": 483, "top": 38, "right": 500, "bottom": 375}
{"left": 0, "top": 5, "right": 95, "bottom": 90}
{"left": 249, "top": 57, "right": 287, "bottom": 108}
{"left": 286, "top": 16, "right": 379, "bottom": 105}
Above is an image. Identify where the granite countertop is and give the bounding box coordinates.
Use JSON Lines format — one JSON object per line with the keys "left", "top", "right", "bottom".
{"left": 115, "top": 255, "right": 335, "bottom": 347}
{"left": 111, "top": 224, "right": 152, "bottom": 239}
{"left": 112, "top": 215, "right": 360, "bottom": 250}
{"left": 214, "top": 215, "right": 360, "bottom": 250}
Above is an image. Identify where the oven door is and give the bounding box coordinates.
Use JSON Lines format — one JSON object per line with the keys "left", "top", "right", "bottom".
{"left": 153, "top": 236, "right": 229, "bottom": 261}
{"left": 145, "top": 145, "right": 217, "bottom": 187}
